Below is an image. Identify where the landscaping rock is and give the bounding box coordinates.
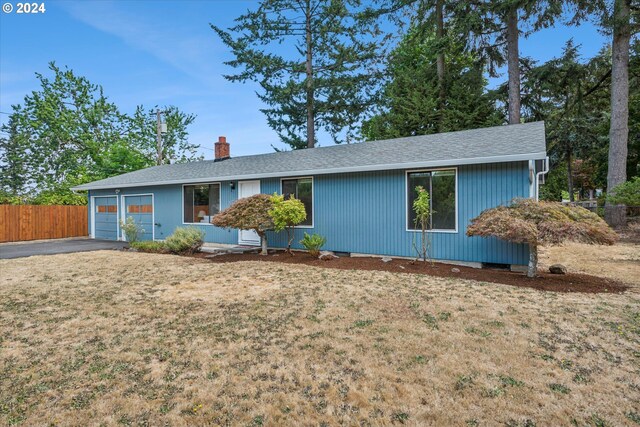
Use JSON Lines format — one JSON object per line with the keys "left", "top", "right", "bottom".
{"left": 451, "top": 267, "right": 461, "bottom": 273}
{"left": 549, "top": 264, "right": 567, "bottom": 274}
{"left": 381, "top": 257, "right": 393, "bottom": 263}
{"left": 319, "top": 251, "right": 338, "bottom": 261}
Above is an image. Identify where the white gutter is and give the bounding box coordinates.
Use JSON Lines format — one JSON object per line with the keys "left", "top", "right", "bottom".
{"left": 72, "top": 151, "right": 548, "bottom": 191}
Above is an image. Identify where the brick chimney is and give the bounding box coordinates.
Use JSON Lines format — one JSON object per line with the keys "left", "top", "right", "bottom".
{"left": 214, "top": 136, "right": 230, "bottom": 161}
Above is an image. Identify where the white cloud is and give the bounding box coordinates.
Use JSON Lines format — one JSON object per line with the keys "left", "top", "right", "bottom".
{"left": 59, "top": 1, "right": 223, "bottom": 89}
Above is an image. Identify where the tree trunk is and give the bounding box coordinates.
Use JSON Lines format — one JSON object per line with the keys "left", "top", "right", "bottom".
{"left": 567, "top": 146, "right": 574, "bottom": 202}
{"left": 260, "top": 233, "right": 268, "bottom": 256}
{"left": 527, "top": 243, "right": 538, "bottom": 278}
{"left": 435, "top": 0, "right": 446, "bottom": 132}
{"left": 286, "top": 227, "right": 294, "bottom": 255}
{"left": 305, "top": 0, "right": 315, "bottom": 149}
{"left": 506, "top": 6, "right": 521, "bottom": 125}
{"left": 605, "top": 0, "right": 630, "bottom": 227}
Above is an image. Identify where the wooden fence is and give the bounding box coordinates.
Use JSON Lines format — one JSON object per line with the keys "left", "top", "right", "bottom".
{"left": 0, "top": 205, "right": 88, "bottom": 243}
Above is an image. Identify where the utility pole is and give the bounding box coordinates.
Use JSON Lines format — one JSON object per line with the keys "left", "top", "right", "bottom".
{"left": 156, "top": 110, "right": 163, "bottom": 165}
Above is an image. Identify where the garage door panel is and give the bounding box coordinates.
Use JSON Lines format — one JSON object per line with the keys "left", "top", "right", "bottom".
{"left": 123, "top": 195, "right": 153, "bottom": 241}
{"left": 94, "top": 197, "right": 118, "bottom": 240}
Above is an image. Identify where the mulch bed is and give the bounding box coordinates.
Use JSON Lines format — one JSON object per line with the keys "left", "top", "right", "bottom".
{"left": 199, "top": 251, "right": 629, "bottom": 294}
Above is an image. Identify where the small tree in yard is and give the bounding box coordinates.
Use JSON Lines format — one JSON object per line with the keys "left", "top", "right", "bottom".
{"left": 412, "top": 186, "right": 432, "bottom": 263}
{"left": 212, "top": 194, "right": 274, "bottom": 255}
{"left": 467, "top": 199, "right": 617, "bottom": 278}
{"left": 269, "top": 193, "right": 307, "bottom": 255}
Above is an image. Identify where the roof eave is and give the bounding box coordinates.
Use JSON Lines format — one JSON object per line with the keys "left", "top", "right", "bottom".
{"left": 72, "top": 151, "right": 547, "bottom": 191}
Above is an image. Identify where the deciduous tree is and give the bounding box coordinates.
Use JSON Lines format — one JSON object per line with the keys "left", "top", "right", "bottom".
{"left": 0, "top": 63, "right": 199, "bottom": 203}
{"left": 127, "top": 106, "right": 200, "bottom": 165}
{"left": 269, "top": 193, "right": 307, "bottom": 254}
{"left": 212, "top": 194, "right": 275, "bottom": 255}
{"left": 412, "top": 185, "right": 432, "bottom": 263}
{"left": 467, "top": 198, "right": 617, "bottom": 278}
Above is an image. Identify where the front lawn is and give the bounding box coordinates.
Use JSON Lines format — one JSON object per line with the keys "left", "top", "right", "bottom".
{"left": 1, "top": 250, "right": 638, "bottom": 425}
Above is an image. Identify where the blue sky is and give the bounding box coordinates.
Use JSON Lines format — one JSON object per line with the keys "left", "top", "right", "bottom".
{"left": 0, "top": 0, "right": 607, "bottom": 159}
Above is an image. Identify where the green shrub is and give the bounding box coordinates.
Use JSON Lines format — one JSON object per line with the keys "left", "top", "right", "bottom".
{"left": 130, "top": 241, "right": 168, "bottom": 253}
{"left": 607, "top": 177, "right": 640, "bottom": 206}
{"left": 119, "top": 216, "right": 143, "bottom": 243}
{"left": 299, "top": 232, "right": 326, "bottom": 257}
{"left": 165, "top": 227, "right": 205, "bottom": 254}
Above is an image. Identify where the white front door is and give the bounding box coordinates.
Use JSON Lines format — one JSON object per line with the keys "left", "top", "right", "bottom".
{"left": 238, "top": 180, "right": 261, "bottom": 245}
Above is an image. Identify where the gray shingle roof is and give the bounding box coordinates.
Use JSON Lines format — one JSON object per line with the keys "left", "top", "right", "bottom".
{"left": 73, "top": 121, "right": 546, "bottom": 190}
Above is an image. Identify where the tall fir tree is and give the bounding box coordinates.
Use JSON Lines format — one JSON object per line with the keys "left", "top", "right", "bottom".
{"left": 450, "top": 0, "right": 592, "bottom": 125}
{"left": 600, "top": 0, "right": 638, "bottom": 226}
{"left": 212, "top": 0, "right": 385, "bottom": 149}
{"left": 362, "top": 25, "right": 503, "bottom": 140}
{"left": 523, "top": 41, "right": 611, "bottom": 201}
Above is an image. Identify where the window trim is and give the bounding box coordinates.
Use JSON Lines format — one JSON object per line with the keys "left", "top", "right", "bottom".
{"left": 181, "top": 182, "right": 221, "bottom": 226}
{"left": 279, "top": 176, "right": 314, "bottom": 229}
{"left": 405, "top": 167, "right": 458, "bottom": 233}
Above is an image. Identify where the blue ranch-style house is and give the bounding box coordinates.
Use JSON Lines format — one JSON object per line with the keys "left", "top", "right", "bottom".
{"left": 73, "top": 122, "right": 548, "bottom": 270}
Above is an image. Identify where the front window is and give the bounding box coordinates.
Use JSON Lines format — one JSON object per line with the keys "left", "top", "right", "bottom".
{"left": 183, "top": 184, "right": 220, "bottom": 224}
{"left": 407, "top": 169, "right": 456, "bottom": 231}
{"left": 281, "top": 177, "right": 313, "bottom": 226}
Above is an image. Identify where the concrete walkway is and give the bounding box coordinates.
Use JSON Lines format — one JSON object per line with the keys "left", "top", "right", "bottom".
{"left": 0, "top": 238, "right": 127, "bottom": 260}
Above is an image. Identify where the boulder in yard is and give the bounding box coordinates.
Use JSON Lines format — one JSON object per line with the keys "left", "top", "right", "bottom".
{"left": 549, "top": 264, "right": 567, "bottom": 274}
{"left": 319, "top": 251, "right": 338, "bottom": 261}
{"left": 451, "top": 267, "right": 461, "bottom": 273}
{"left": 381, "top": 257, "right": 392, "bottom": 263}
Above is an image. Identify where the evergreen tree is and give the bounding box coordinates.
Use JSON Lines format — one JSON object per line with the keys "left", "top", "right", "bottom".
{"left": 522, "top": 40, "right": 640, "bottom": 202}
{"left": 362, "top": 25, "right": 502, "bottom": 140}
{"left": 599, "top": 0, "right": 639, "bottom": 226}
{"left": 450, "top": 0, "right": 590, "bottom": 125}
{"left": 521, "top": 41, "right": 609, "bottom": 200}
{"left": 212, "top": 0, "right": 385, "bottom": 149}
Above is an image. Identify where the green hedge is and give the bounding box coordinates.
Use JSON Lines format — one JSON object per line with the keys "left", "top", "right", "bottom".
{"left": 130, "top": 241, "right": 169, "bottom": 253}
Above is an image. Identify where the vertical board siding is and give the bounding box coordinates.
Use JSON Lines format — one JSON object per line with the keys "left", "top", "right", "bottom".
{"left": 264, "top": 162, "right": 529, "bottom": 265}
{"left": 0, "top": 205, "right": 88, "bottom": 243}
{"left": 87, "top": 161, "right": 530, "bottom": 265}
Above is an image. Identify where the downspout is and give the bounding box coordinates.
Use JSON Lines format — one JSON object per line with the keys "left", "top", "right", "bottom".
{"left": 528, "top": 160, "right": 535, "bottom": 198}
{"left": 535, "top": 157, "right": 549, "bottom": 201}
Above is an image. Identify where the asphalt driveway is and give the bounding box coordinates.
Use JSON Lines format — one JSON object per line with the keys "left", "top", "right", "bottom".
{"left": 0, "top": 238, "right": 127, "bottom": 259}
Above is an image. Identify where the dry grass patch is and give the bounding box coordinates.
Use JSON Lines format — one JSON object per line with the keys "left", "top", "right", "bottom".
{"left": 1, "top": 251, "right": 639, "bottom": 426}
{"left": 540, "top": 242, "right": 640, "bottom": 286}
